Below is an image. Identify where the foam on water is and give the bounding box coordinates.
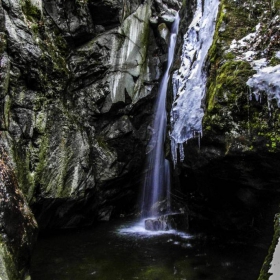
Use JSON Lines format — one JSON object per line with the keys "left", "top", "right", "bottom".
{"left": 117, "top": 219, "right": 192, "bottom": 239}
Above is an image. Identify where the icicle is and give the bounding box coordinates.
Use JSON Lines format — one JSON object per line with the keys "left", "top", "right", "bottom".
{"left": 170, "top": 0, "right": 220, "bottom": 164}
{"left": 171, "top": 138, "right": 178, "bottom": 166}
{"left": 165, "top": 159, "right": 171, "bottom": 213}
{"left": 247, "top": 65, "right": 280, "bottom": 109}
{"left": 179, "top": 143, "right": 185, "bottom": 162}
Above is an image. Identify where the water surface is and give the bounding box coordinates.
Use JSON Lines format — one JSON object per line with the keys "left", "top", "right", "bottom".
{"left": 31, "top": 218, "right": 269, "bottom": 280}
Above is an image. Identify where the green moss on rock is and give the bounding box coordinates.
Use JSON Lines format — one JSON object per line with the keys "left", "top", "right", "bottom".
{"left": 207, "top": 60, "right": 255, "bottom": 111}
{"left": 21, "top": 0, "right": 41, "bottom": 22}
{"left": 0, "top": 33, "right": 7, "bottom": 54}
{"left": 204, "top": 0, "right": 280, "bottom": 154}
{"left": 0, "top": 237, "right": 18, "bottom": 280}
{"left": 34, "top": 134, "right": 49, "bottom": 191}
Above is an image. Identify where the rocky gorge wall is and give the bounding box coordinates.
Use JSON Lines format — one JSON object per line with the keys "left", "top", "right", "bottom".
{"left": 0, "top": 143, "right": 37, "bottom": 280}
{"left": 171, "top": 0, "right": 280, "bottom": 220}
{"left": 0, "top": 0, "right": 183, "bottom": 229}
{"left": 0, "top": 0, "right": 183, "bottom": 277}
{"left": 1, "top": 0, "right": 280, "bottom": 278}
{"left": 170, "top": 1, "right": 280, "bottom": 276}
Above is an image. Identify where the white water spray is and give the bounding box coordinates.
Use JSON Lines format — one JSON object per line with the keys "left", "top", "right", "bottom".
{"left": 141, "top": 14, "right": 180, "bottom": 216}
{"left": 170, "top": 0, "right": 220, "bottom": 164}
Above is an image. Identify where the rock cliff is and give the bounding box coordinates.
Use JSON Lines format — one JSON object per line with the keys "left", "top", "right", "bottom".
{"left": 0, "top": 143, "right": 37, "bottom": 280}
{"left": 169, "top": 3, "right": 280, "bottom": 271}
{"left": 0, "top": 0, "right": 181, "bottom": 277}
{"left": 1, "top": 0, "right": 280, "bottom": 278}
{"left": 172, "top": 0, "right": 280, "bottom": 228}
{"left": 0, "top": 0, "right": 182, "bottom": 230}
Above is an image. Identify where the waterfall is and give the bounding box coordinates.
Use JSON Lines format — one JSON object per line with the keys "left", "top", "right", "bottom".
{"left": 170, "top": 0, "right": 220, "bottom": 164}
{"left": 141, "top": 14, "right": 180, "bottom": 217}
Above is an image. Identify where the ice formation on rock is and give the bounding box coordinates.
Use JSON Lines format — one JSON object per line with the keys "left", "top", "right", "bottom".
{"left": 247, "top": 65, "right": 280, "bottom": 108}
{"left": 228, "top": 13, "right": 280, "bottom": 109}
{"left": 170, "top": 0, "right": 220, "bottom": 164}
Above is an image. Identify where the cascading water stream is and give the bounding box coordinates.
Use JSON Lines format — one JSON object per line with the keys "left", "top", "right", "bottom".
{"left": 170, "top": 0, "right": 220, "bottom": 164}
{"left": 141, "top": 14, "right": 180, "bottom": 217}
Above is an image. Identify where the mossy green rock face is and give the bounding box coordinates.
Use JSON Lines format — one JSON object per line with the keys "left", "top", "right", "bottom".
{"left": 0, "top": 0, "right": 183, "bottom": 230}
{"left": 0, "top": 0, "right": 182, "bottom": 274}
{"left": 171, "top": 0, "right": 280, "bottom": 233}
{"left": 0, "top": 144, "right": 38, "bottom": 280}
{"left": 0, "top": 238, "right": 18, "bottom": 280}
{"left": 204, "top": 0, "right": 280, "bottom": 155}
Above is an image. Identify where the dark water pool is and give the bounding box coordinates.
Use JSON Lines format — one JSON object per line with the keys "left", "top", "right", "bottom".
{"left": 30, "top": 218, "right": 269, "bottom": 280}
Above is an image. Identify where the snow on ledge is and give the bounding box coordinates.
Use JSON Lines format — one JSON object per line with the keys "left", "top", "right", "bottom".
{"left": 247, "top": 65, "right": 280, "bottom": 107}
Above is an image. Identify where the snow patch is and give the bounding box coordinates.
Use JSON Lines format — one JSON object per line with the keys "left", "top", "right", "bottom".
{"left": 247, "top": 65, "right": 280, "bottom": 107}
{"left": 229, "top": 15, "right": 280, "bottom": 108}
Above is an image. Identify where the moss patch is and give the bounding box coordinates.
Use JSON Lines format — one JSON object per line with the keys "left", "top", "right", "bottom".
{"left": 207, "top": 60, "right": 255, "bottom": 111}
{"left": 21, "top": 0, "right": 41, "bottom": 22}
{"left": 11, "top": 140, "right": 35, "bottom": 201}
{"left": 0, "top": 237, "right": 18, "bottom": 280}
{"left": 203, "top": 0, "right": 280, "bottom": 153}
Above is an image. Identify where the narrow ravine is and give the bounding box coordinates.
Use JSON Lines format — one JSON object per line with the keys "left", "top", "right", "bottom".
{"left": 28, "top": 1, "right": 279, "bottom": 279}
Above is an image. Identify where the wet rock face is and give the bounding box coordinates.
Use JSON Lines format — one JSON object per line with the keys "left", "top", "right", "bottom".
{"left": 171, "top": 0, "right": 280, "bottom": 232}
{"left": 44, "top": 0, "right": 95, "bottom": 45}
{"left": 177, "top": 142, "right": 280, "bottom": 232}
{"left": 88, "top": 0, "right": 123, "bottom": 27}
{"left": 0, "top": 0, "right": 183, "bottom": 230}
{"left": 0, "top": 143, "right": 37, "bottom": 280}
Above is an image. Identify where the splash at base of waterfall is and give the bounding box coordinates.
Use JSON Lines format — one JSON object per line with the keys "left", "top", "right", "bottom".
{"left": 141, "top": 14, "right": 180, "bottom": 217}
{"left": 118, "top": 217, "right": 191, "bottom": 238}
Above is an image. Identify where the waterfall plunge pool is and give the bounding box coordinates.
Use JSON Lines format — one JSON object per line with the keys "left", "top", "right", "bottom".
{"left": 30, "top": 218, "right": 270, "bottom": 280}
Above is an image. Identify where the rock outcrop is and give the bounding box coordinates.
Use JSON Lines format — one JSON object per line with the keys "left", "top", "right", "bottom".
{"left": 1, "top": 0, "right": 280, "bottom": 278}
{"left": 170, "top": 0, "right": 280, "bottom": 233}
{"left": 258, "top": 213, "right": 280, "bottom": 280}
{"left": 0, "top": 142, "right": 37, "bottom": 280}
{"left": 0, "top": 0, "right": 183, "bottom": 276}
{"left": 0, "top": 0, "right": 182, "bottom": 230}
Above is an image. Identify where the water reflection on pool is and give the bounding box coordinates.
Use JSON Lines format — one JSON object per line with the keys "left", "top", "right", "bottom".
{"left": 30, "top": 218, "right": 269, "bottom": 280}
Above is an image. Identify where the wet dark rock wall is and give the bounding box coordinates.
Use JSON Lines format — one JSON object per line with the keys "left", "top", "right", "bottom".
{"left": 1, "top": 0, "right": 184, "bottom": 275}
{"left": 1, "top": 0, "right": 280, "bottom": 278}
{"left": 0, "top": 0, "right": 182, "bottom": 232}
{"left": 0, "top": 143, "right": 37, "bottom": 280}
{"left": 170, "top": 0, "right": 280, "bottom": 235}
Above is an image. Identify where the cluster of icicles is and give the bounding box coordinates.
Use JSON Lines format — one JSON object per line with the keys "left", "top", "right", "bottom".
{"left": 170, "top": 0, "right": 220, "bottom": 164}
